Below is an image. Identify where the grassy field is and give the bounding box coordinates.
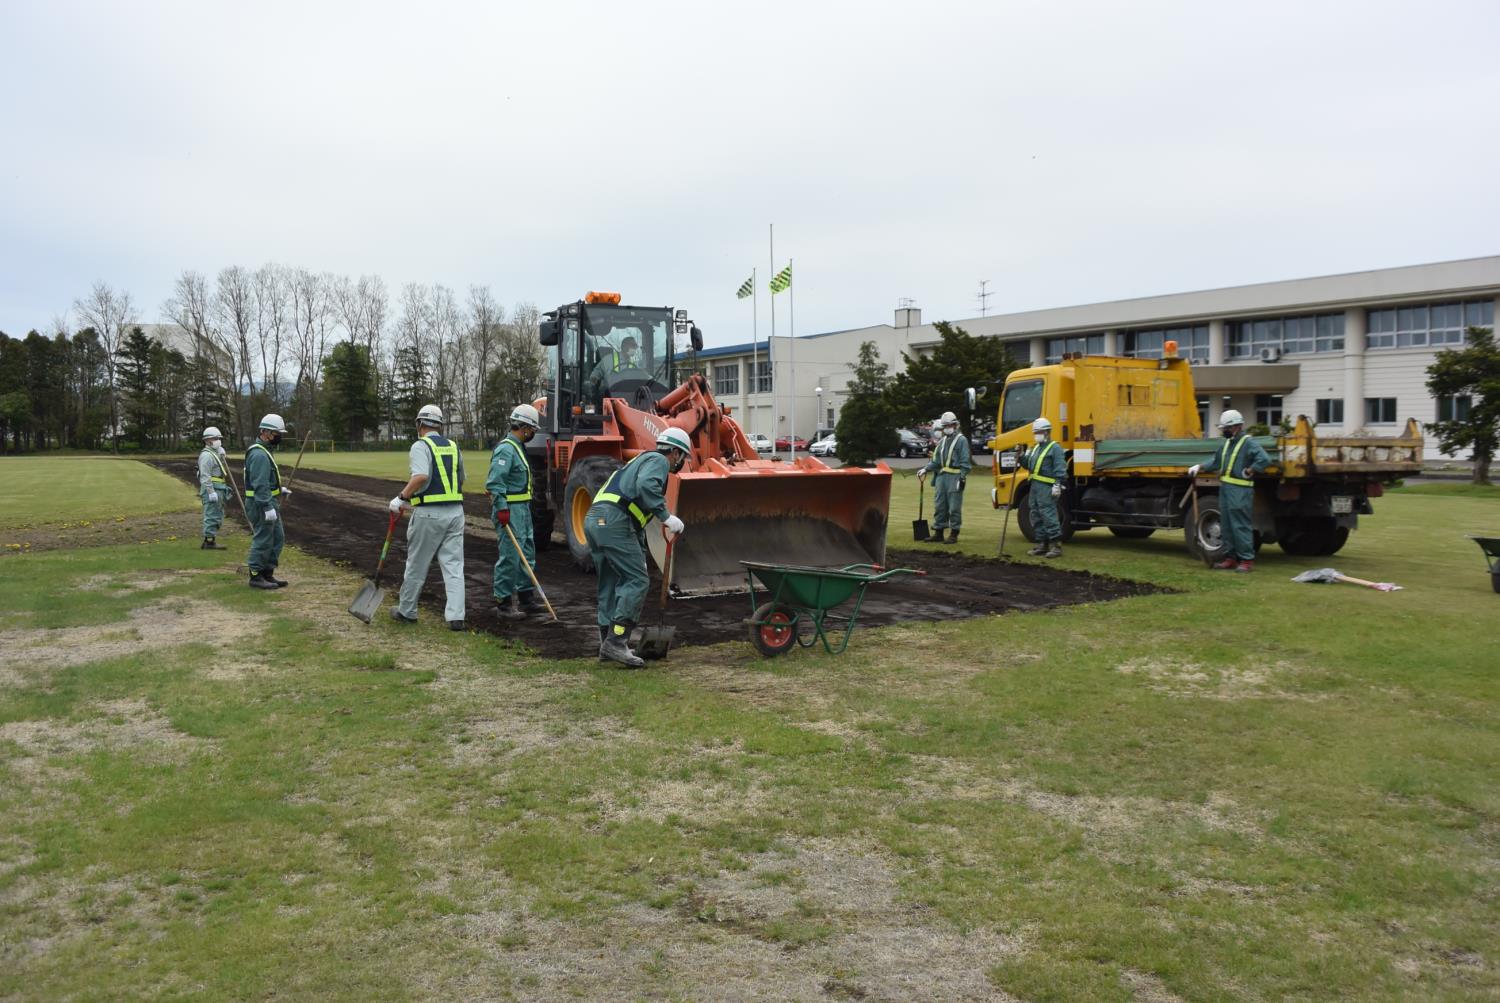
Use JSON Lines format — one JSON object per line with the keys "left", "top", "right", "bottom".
{"left": 0, "top": 456, "right": 199, "bottom": 528}
{"left": 0, "top": 458, "right": 1496, "bottom": 1000}
{"left": 293, "top": 447, "right": 495, "bottom": 491}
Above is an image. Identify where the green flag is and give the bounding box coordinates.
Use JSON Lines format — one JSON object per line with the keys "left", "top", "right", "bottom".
{"left": 736, "top": 275, "right": 754, "bottom": 299}
{"left": 769, "top": 263, "right": 792, "bottom": 294}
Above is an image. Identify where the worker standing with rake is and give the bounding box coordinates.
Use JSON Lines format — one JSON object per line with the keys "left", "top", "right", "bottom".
{"left": 197, "top": 426, "right": 230, "bottom": 550}
{"left": 917, "top": 411, "right": 971, "bottom": 544}
{"left": 488, "top": 404, "right": 544, "bottom": 622}
{"left": 389, "top": 405, "right": 468, "bottom": 629}
{"left": 244, "top": 414, "right": 290, "bottom": 589}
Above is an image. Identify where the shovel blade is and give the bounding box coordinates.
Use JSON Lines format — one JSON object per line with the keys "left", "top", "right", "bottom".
{"left": 348, "top": 580, "right": 386, "bottom": 623}
{"left": 912, "top": 518, "right": 930, "bottom": 541}
{"left": 631, "top": 625, "right": 676, "bottom": 660}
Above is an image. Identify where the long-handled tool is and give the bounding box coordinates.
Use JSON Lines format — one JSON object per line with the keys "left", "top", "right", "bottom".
{"left": 997, "top": 450, "right": 1020, "bottom": 560}
{"left": 633, "top": 529, "right": 678, "bottom": 659}
{"left": 1178, "top": 478, "right": 1212, "bottom": 566}
{"left": 280, "top": 426, "right": 315, "bottom": 499}
{"left": 1291, "top": 567, "right": 1403, "bottom": 592}
{"left": 912, "top": 477, "right": 930, "bottom": 541}
{"left": 349, "top": 511, "right": 401, "bottom": 622}
{"left": 504, "top": 523, "right": 558, "bottom": 621}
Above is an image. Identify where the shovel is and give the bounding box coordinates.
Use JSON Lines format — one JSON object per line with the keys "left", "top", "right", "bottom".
{"left": 633, "top": 529, "right": 678, "bottom": 659}
{"left": 913, "top": 477, "right": 930, "bottom": 541}
{"left": 1291, "top": 567, "right": 1403, "bottom": 592}
{"left": 997, "top": 452, "right": 1020, "bottom": 560}
{"left": 349, "top": 511, "right": 401, "bottom": 622}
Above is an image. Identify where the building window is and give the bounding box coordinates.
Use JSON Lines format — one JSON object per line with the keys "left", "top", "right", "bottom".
{"left": 1255, "top": 393, "right": 1283, "bottom": 428}
{"left": 1367, "top": 299, "right": 1493, "bottom": 349}
{"left": 1044, "top": 334, "right": 1104, "bottom": 364}
{"left": 1315, "top": 398, "right": 1344, "bottom": 425}
{"left": 1435, "top": 395, "right": 1472, "bottom": 422}
{"left": 1228, "top": 313, "right": 1344, "bottom": 358}
{"left": 1196, "top": 397, "right": 1210, "bottom": 436}
{"left": 753, "top": 360, "right": 772, "bottom": 394}
{"left": 1365, "top": 397, "right": 1397, "bottom": 423}
{"left": 713, "top": 363, "right": 739, "bottom": 396}
{"left": 1123, "top": 325, "right": 1210, "bottom": 362}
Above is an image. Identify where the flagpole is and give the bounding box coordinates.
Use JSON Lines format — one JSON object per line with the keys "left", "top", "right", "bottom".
{"left": 789, "top": 256, "right": 796, "bottom": 457}
{"left": 770, "top": 223, "right": 781, "bottom": 458}
{"left": 750, "top": 266, "right": 758, "bottom": 438}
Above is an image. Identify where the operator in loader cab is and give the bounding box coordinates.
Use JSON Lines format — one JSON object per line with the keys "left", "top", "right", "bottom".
{"left": 1187, "top": 409, "right": 1272, "bottom": 573}
{"left": 587, "top": 334, "right": 644, "bottom": 404}
{"left": 917, "top": 411, "right": 971, "bottom": 544}
{"left": 584, "top": 428, "right": 689, "bottom": 668}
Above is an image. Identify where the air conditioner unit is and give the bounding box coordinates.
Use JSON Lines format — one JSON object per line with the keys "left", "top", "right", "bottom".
{"left": 1259, "top": 346, "right": 1282, "bottom": 363}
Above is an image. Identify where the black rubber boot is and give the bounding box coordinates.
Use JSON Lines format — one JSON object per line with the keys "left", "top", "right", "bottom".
{"left": 944, "top": 530, "right": 960, "bottom": 544}
{"left": 201, "top": 535, "right": 226, "bottom": 550}
{"left": 267, "top": 568, "right": 288, "bottom": 588}
{"left": 599, "top": 624, "right": 645, "bottom": 668}
{"left": 249, "top": 571, "right": 278, "bottom": 590}
{"left": 495, "top": 595, "right": 524, "bottom": 621}
{"left": 1027, "top": 541, "right": 1047, "bottom": 556}
{"left": 517, "top": 590, "right": 544, "bottom": 619}
{"left": 1044, "top": 542, "right": 1063, "bottom": 559}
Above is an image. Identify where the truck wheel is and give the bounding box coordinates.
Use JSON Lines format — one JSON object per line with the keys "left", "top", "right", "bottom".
{"left": 564, "top": 456, "right": 620, "bottom": 573}
{"left": 1276, "top": 518, "right": 1349, "bottom": 557}
{"left": 1183, "top": 492, "right": 1229, "bottom": 564}
{"left": 1014, "top": 486, "right": 1074, "bottom": 543}
{"left": 1108, "top": 526, "right": 1155, "bottom": 539}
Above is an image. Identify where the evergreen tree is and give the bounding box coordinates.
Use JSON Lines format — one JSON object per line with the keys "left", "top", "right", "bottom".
{"left": 117, "top": 327, "right": 163, "bottom": 448}
{"left": 320, "top": 341, "right": 381, "bottom": 444}
{"left": 887, "top": 321, "right": 1018, "bottom": 436}
{"left": 834, "top": 341, "right": 898, "bottom": 466}
{"left": 1426, "top": 326, "right": 1499, "bottom": 484}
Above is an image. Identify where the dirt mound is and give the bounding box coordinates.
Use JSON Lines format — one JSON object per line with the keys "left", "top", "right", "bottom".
{"left": 153, "top": 459, "right": 1163, "bottom": 658}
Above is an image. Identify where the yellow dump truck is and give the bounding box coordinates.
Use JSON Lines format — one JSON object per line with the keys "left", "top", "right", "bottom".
{"left": 987, "top": 350, "right": 1424, "bottom": 561}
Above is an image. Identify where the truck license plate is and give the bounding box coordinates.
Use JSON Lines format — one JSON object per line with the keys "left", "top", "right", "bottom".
{"left": 1000, "top": 453, "right": 1017, "bottom": 470}
{"left": 1331, "top": 496, "right": 1353, "bottom": 514}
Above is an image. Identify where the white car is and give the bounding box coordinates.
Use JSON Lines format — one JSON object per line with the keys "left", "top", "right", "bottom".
{"left": 809, "top": 435, "right": 838, "bottom": 457}
{"left": 746, "top": 433, "right": 773, "bottom": 454}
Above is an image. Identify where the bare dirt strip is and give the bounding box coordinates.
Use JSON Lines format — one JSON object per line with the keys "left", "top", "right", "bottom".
{"left": 153, "top": 459, "right": 1163, "bottom": 658}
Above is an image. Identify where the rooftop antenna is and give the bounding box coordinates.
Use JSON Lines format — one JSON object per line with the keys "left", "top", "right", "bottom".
{"left": 977, "top": 279, "right": 993, "bottom": 317}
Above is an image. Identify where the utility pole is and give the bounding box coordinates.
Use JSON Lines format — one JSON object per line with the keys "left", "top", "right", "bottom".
{"left": 977, "top": 279, "right": 993, "bottom": 317}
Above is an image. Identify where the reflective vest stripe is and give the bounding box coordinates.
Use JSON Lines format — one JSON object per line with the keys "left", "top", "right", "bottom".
{"left": 1028, "top": 441, "right": 1060, "bottom": 484}
{"left": 594, "top": 456, "right": 653, "bottom": 527}
{"left": 204, "top": 450, "right": 229, "bottom": 486}
{"left": 1220, "top": 436, "right": 1253, "bottom": 487}
{"left": 939, "top": 434, "right": 964, "bottom": 473}
{"left": 244, "top": 442, "right": 281, "bottom": 497}
{"left": 412, "top": 434, "right": 463, "bottom": 505}
{"left": 497, "top": 437, "right": 532, "bottom": 503}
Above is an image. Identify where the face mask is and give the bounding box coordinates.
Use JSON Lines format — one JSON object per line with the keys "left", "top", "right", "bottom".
{"left": 1221, "top": 428, "right": 1235, "bottom": 439}
{"left": 269, "top": 433, "right": 283, "bottom": 447}
{"left": 1034, "top": 433, "right": 1047, "bottom": 443}
{"left": 212, "top": 442, "right": 225, "bottom": 455}
{"left": 943, "top": 426, "right": 956, "bottom": 437}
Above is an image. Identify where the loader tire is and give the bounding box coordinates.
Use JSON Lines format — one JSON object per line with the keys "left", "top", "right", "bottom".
{"left": 1014, "top": 485, "right": 1075, "bottom": 544}
{"left": 564, "top": 456, "right": 621, "bottom": 573}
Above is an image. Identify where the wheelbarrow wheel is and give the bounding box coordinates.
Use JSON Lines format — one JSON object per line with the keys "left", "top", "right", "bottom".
{"left": 750, "top": 602, "right": 798, "bottom": 657}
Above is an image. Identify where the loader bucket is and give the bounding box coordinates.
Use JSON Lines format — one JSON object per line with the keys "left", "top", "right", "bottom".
{"left": 648, "top": 459, "right": 893, "bottom": 595}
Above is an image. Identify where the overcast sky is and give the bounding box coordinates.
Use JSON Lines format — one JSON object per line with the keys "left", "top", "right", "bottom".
{"left": 3, "top": 0, "right": 1498, "bottom": 347}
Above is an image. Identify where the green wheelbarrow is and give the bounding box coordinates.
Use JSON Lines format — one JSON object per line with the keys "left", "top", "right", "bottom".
{"left": 742, "top": 561, "right": 925, "bottom": 657}
{"left": 1469, "top": 536, "right": 1500, "bottom": 594}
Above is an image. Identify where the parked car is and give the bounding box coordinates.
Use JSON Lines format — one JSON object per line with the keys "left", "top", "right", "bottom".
{"left": 746, "top": 433, "right": 773, "bottom": 454}
{"left": 809, "top": 434, "right": 838, "bottom": 457}
{"left": 969, "top": 424, "right": 995, "bottom": 454}
{"left": 775, "top": 435, "right": 810, "bottom": 451}
{"left": 888, "top": 429, "right": 930, "bottom": 459}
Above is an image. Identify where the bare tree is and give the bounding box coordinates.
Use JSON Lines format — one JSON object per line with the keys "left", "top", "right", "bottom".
{"left": 290, "top": 268, "right": 333, "bottom": 435}
{"left": 214, "top": 265, "right": 257, "bottom": 441}
{"left": 254, "top": 263, "right": 292, "bottom": 408}
{"left": 427, "top": 284, "right": 464, "bottom": 434}
{"left": 163, "top": 270, "right": 232, "bottom": 435}
{"left": 72, "top": 281, "right": 137, "bottom": 452}
{"left": 466, "top": 285, "right": 504, "bottom": 441}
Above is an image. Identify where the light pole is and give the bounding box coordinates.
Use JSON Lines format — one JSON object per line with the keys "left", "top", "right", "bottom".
{"left": 815, "top": 385, "right": 824, "bottom": 437}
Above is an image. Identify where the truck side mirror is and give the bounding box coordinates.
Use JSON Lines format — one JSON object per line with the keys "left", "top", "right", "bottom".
{"left": 965, "top": 387, "right": 977, "bottom": 412}
{"left": 539, "top": 317, "right": 560, "bottom": 346}
{"left": 690, "top": 325, "right": 704, "bottom": 351}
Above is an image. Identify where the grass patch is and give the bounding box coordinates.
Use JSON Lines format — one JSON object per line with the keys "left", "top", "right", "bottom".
{"left": 1388, "top": 479, "right": 1500, "bottom": 498}
{"left": 0, "top": 456, "right": 199, "bottom": 528}
{"left": 292, "top": 448, "right": 493, "bottom": 493}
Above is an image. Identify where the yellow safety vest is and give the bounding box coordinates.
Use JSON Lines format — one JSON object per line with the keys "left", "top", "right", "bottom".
{"left": 1028, "top": 441, "right": 1060, "bottom": 484}
{"left": 412, "top": 434, "right": 464, "bottom": 505}
{"left": 244, "top": 442, "right": 281, "bottom": 498}
{"left": 204, "top": 449, "right": 229, "bottom": 487}
{"left": 497, "top": 437, "right": 532, "bottom": 503}
{"left": 938, "top": 435, "right": 963, "bottom": 474}
{"left": 1218, "top": 436, "right": 1253, "bottom": 487}
{"left": 594, "top": 454, "right": 654, "bottom": 528}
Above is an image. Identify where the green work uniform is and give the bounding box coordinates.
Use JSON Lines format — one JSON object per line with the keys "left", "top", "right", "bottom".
{"left": 584, "top": 450, "right": 670, "bottom": 630}
{"left": 1021, "top": 439, "right": 1067, "bottom": 543}
{"left": 487, "top": 434, "right": 536, "bottom": 602}
{"left": 1201, "top": 432, "right": 1272, "bottom": 561}
{"left": 922, "top": 432, "right": 972, "bottom": 531}
{"left": 243, "top": 440, "right": 284, "bottom": 574}
{"left": 198, "top": 447, "right": 230, "bottom": 537}
{"left": 398, "top": 433, "right": 467, "bottom": 622}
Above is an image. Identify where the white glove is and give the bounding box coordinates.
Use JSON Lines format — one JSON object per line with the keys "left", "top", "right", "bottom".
{"left": 214, "top": 491, "right": 224, "bottom": 504}
{"left": 389, "top": 495, "right": 409, "bottom": 514}
{"left": 1050, "top": 483, "right": 1062, "bottom": 498}
{"left": 1186, "top": 464, "right": 1200, "bottom": 478}
{"left": 280, "top": 486, "right": 292, "bottom": 498}
{"left": 916, "top": 469, "right": 927, "bottom": 482}
{"left": 263, "top": 507, "right": 278, "bottom": 523}
{"left": 991, "top": 487, "right": 998, "bottom": 508}
{"left": 664, "top": 514, "right": 685, "bottom": 536}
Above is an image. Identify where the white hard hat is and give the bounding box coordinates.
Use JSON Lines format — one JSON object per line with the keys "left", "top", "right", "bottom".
{"left": 1219, "top": 409, "right": 1245, "bottom": 428}
{"left": 656, "top": 427, "right": 692, "bottom": 455}
{"left": 259, "top": 413, "right": 286, "bottom": 433}
{"left": 509, "top": 403, "right": 541, "bottom": 429}
{"left": 940, "top": 411, "right": 958, "bottom": 426}
{"left": 202, "top": 426, "right": 222, "bottom": 440}
{"left": 416, "top": 404, "right": 444, "bottom": 427}
{"left": 1032, "top": 417, "right": 1052, "bottom": 432}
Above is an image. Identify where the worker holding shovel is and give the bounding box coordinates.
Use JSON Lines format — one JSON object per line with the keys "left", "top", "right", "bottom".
{"left": 244, "top": 414, "right": 291, "bottom": 589}
{"left": 197, "top": 426, "right": 231, "bottom": 550}
{"left": 585, "top": 428, "right": 690, "bottom": 668}
{"left": 917, "top": 411, "right": 971, "bottom": 545}
{"left": 389, "top": 405, "right": 468, "bottom": 629}
{"left": 487, "top": 404, "right": 544, "bottom": 622}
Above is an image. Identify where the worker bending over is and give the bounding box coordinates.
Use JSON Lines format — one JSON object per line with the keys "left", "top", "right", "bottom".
{"left": 1188, "top": 409, "right": 1272, "bottom": 572}
{"left": 584, "top": 428, "right": 689, "bottom": 668}
{"left": 389, "top": 405, "right": 467, "bottom": 628}
{"left": 197, "top": 426, "right": 231, "bottom": 550}
{"left": 1019, "top": 417, "right": 1067, "bottom": 558}
{"left": 917, "top": 410, "right": 971, "bottom": 544}
{"left": 488, "top": 404, "right": 544, "bottom": 621}
{"left": 244, "top": 413, "right": 291, "bottom": 589}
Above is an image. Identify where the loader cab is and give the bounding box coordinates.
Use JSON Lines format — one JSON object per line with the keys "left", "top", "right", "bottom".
{"left": 540, "top": 294, "right": 702, "bottom": 436}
